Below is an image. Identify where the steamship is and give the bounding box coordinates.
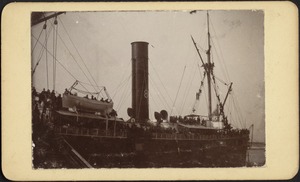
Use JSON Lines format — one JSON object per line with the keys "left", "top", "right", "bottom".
{"left": 32, "top": 11, "right": 250, "bottom": 168}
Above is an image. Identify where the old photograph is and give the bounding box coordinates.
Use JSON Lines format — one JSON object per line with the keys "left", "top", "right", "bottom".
{"left": 31, "top": 10, "right": 265, "bottom": 168}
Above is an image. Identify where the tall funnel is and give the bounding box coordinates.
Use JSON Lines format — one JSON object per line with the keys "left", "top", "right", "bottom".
{"left": 131, "top": 41, "right": 149, "bottom": 122}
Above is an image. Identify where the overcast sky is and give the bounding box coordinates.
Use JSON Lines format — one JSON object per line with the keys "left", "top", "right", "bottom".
{"left": 31, "top": 10, "right": 264, "bottom": 142}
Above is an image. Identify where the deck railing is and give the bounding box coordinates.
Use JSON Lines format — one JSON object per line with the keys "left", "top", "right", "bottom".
{"left": 55, "top": 126, "right": 128, "bottom": 138}
{"left": 151, "top": 133, "right": 248, "bottom": 141}
{"left": 54, "top": 126, "right": 248, "bottom": 141}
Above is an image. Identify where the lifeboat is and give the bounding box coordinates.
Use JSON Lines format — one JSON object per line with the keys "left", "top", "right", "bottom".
{"left": 62, "top": 93, "right": 113, "bottom": 115}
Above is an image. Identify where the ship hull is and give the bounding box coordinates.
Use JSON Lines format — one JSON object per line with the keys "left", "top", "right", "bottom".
{"left": 59, "top": 134, "right": 248, "bottom": 168}
{"left": 53, "top": 111, "right": 249, "bottom": 168}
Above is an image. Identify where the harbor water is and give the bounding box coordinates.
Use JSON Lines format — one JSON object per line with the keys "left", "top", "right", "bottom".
{"left": 247, "top": 143, "right": 266, "bottom": 167}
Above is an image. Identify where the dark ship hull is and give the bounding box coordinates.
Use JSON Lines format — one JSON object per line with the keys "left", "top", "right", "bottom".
{"left": 55, "top": 127, "right": 248, "bottom": 168}
{"left": 53, "top": 110, "right": 248, "bottom": 168}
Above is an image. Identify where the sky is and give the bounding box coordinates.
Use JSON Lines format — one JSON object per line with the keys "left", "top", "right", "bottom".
{"left": 31, "top": 10, "right": 265, "bottom": 142}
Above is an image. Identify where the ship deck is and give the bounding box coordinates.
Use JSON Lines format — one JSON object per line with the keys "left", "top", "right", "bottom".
{"left": 54, "top": 126, "right": 248, "bottom": 141}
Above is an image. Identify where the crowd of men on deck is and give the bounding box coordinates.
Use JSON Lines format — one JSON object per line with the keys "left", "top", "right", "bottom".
{"left": 122, "top": 121, "right": 249, "bottom": 140}
{"left": 32, "top": 87, "right": 62, "bottom": 123}
{"left": 170, "top": 116, "right": 206, "bottom": 126}
{"left": 32, "top": 86, "right": 249, "bottom": 139}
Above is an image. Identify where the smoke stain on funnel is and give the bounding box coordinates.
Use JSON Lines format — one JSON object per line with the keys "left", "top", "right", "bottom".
{"left": 131, "top": 42, "right": 149, "bottom": 122}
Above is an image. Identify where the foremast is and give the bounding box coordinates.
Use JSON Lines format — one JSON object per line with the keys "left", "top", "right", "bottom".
{"left": 205, "top": 11, "right": 213, "bottom": 121}
{"left": 191, "top": 11, "right": 230, "bottom": 125}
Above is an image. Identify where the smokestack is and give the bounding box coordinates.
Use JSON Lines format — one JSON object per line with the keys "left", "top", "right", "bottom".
{"left": 131, "top": 41, "right": 149, "bottom": 122}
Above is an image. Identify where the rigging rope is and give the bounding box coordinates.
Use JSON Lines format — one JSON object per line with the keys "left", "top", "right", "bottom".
{"left": 149, "top": 91, "right": 159, "bottom": 112}
{"left": 115, "top": 74, "right": 130, "bottom": 110}
{"left": 32, "top": 21, "right": 54, "bottom": 76}
{"left": 51, "top": 24, "right": 98, "bottom": 93}
{"left": 179, "top": 65, "right": 197, "bottom": 115}
{"left": 211, "top": 71, "right": 221, "bottom": 105}
{"left": 208, "top": 45, "right": 222, "bottom": 108}
{"left": 178, "top": 44, "right": 199, "bottom": 114}
{"left": 177, "top": 48, "right": 196, "bottom": 114}
{"left": 32, "top": 34, "right": 79, "bottom": 85}
{"left": 51, "top": 17, "right": 107, "bottom": 97}
{"left": 58, "top": 17, "right": 100, "bottom": 91}
{"left": 115, "top": 80, "right": 128, "bottom": 110}
{"left": 77, "top": 80, "right": 105, "bottom": 88}
{"left": 111, "top": 60, "right": 131, "bottom": 99}
{"left": 31, "top": 25, "right": 44, "bottom": 54}
{"left": 192, "top": 70, "right": 207, "bottom": 114}
{"left": 149, "top": 60, "right": 174, "bottom": 107}
{"left": 55, "top": 18, "right": 58, "bottom": 90}
{"left": 116, "top": 76, "right": 131, "bottom": 111}
{"left": 198, "top": 64, "right": 209, "bottom": 108}
{"left": 170, "top": 66, "right": 186, "bottom": 116}
{"left": 69, "top": 81, "right": 92, "bottom": 96}
{"left": 231, "top": 91, "right": 246, "bottom": 128}
{"left": 214, "top": 75, "right": 228, "bottom": 86}
{"left": 71, "top": 87, "right": 100, "bottom": 95}
{"left": 211, "top": 39, "right": 230, "bottom": 83}
{"left": 40, "top": 19, "right": 98, "bottom": 95}
{"left": 52, "top": 21, "right": 55, "bottom": 90}
{"left": 53, "top": 17, "right": 58, "bottom": 91}
{"left": 32, "top": 38, "right": 46, "bottom": 75}
{"left": 44, "top": 22, "right": 49, "bottom": 90}
{"left": 148, "top": 71, "right": 172, "bottom": 111}
{"left": 231, "top": 95, "right": 242, "bottom": 127}
{"left": 149, "top": 76, "right": 171, "bottom": 112}
{"left": 112, "top": 74, "right": 131, "bottom": 100}
{"left": 209, "top": 18, "right": 231, "bottom": 82}
{"left": 229, "top": 95, "right": 244, "bottom": 128}
{"left": 118, "top": 89, "right": 131, "bottom": 114}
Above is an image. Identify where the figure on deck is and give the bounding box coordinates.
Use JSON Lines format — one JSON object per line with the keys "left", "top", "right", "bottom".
{"left": 64, "top": 88, "right": 69, "bottom": 95}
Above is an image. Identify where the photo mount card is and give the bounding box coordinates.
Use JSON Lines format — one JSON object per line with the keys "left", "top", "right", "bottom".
{"left": 1, "top": 1, "right": 299, "bottom": 181}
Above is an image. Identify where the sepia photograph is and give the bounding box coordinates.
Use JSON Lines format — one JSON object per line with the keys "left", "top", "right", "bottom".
{"left": 31, "top": 10, "right": 265, "bottom": 169}
{"left": 2, "top": 1, "right": 299, "bottom": 180}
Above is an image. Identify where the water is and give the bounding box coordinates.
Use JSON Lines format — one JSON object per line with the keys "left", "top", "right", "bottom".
{"left": 247, "top": 142, "right": 265, "bottom": 167}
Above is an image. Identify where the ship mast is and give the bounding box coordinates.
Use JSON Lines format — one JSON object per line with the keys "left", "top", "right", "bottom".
{"left": 206, "top": 11, "right": 213, "bottom": 120}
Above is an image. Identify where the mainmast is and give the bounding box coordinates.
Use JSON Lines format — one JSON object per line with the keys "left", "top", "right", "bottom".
{"left": 206, "top": 11, "right": 213, "bottom": 120}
